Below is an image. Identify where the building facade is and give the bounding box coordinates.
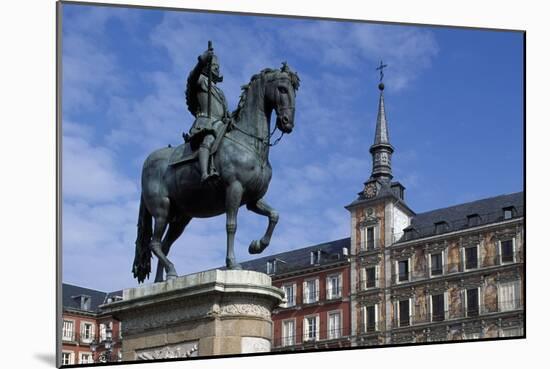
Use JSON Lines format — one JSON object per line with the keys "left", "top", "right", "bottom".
{"left": 345, "top": 81, "right": 524, "bottom": 346}
{"left": 61, "top": 284, "right": 123, "bottom": 365}
{"left": 242, "top": 238, "right": 352, "bottom": 351}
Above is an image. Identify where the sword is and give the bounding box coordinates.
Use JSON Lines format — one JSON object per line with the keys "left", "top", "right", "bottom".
{"left": 207, "top": 40, "right": 213, "bottom": 119}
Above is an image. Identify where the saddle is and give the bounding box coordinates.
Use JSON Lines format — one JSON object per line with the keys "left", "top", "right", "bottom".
{"left": 168, "top": 120, "right": 230, "bottom": 167}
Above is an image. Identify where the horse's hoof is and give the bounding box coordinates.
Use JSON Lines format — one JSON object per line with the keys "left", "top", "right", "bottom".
{"left": 248, "top": 240, "right": 261, "bottom": 254}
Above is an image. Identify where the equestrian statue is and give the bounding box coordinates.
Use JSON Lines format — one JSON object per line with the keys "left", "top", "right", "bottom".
{"left": 132, "top": 41, "right": 300, "bottom": 283}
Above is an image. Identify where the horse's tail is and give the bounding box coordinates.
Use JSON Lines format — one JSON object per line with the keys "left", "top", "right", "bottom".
{"left": 132, "top": 195, "right": 153, "bottom": 283}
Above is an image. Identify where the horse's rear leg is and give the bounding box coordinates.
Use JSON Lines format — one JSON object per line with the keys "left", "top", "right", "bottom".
{"left": 149, "top": 197, "right": 178, "bottom": 280}
{"left": 154, "top": 216, "right": 192, "bottom": 283}
{"left": 247, "top": 198, "right": 278, "bottom": 254}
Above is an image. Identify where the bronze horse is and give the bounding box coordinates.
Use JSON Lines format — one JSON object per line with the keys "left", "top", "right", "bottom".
{"left": 132, "top": 66, "right": 299, "bottom": 283}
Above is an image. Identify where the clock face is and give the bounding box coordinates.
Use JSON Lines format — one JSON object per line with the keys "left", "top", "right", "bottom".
{"left": 364, "top": 183, "right": 377, "bottom": 198}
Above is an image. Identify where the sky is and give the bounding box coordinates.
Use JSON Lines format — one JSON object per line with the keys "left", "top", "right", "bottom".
{"left": 61, "top": 3, "right": 524, "bottom": 292}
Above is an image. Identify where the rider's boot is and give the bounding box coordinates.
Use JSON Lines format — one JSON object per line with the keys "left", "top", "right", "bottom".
{"left": 199, "top": 135, "right": 218, "bottom": 183}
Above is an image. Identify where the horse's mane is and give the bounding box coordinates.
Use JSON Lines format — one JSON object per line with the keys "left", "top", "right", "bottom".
{"left": 232, "top": 66, "right": 300, "bottom": 121}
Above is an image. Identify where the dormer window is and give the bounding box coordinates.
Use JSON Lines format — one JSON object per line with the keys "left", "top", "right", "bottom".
{"left": 73, "top": 295, "right": 91, "bottom": 311}
{"left": 467, "top": 214, "right": 481, "bottom": 227}
{"left": 310, "top": 250, "right": 321, "bottom": 265}
{"left": 434, "top": 221, "right": 448, "bottom": 235}
{"left": 403, "top": 227, "right": 416, "bottom": 241}
{"left": 267, "top": 260, "right": 276, "bottom": 274}
{"left": 503, "top": 207, "right": 515, "bottom": 220}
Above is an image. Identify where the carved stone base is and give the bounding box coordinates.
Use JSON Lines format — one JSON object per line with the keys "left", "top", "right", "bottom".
{"left": 100, "top": 270, "right": 284, "bottom": 360}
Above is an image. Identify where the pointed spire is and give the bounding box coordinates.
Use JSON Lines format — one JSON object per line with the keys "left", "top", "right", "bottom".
{"left": 368, "top": 66, "right": 394, "bottom": 183}
{"left": 374, "top": 83, "right": 390, "bottom": 145}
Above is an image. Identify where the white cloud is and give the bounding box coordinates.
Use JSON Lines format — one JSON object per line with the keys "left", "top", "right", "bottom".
{"left": 63, "top": 127, "right": 138, "bottom": 203}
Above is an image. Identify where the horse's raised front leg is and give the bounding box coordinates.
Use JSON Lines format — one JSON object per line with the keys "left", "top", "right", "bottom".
{"left": 225, "top": 181, "right": 244, "bottom": 270}
{"left": 149, "top": 197, "right": 178, "bottom": 280}
{"left": 154, "top": 216, "right": 192, "bottom": 283}
{"left": 247, "top": 198, "right": 278, "bottom": 254}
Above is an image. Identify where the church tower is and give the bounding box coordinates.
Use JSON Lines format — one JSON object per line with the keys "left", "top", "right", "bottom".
{"left": 345, "top": 62, "right": 414, "bottom": 346}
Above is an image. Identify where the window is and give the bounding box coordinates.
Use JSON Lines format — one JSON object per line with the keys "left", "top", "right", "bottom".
{"left": 430, "top": 293, "right": 446, "bottom": 322}
{"left": 403, "top": 228, "right": 415, "bottom": 241}
{"left": 434, "top": 221, "right": 448, "bottom": 235}
{"left": 464, "top": 332, "right": 481, "bottom": 340}
{"left": 467, "top": 214, "right": 481, "bottom": 227}
{"left": 466, "top": 288, "right": 480, "bottom": 317}
{"left": 303, "top": 279, "right": 319, "bottom": 304}
{"left": 328, "top": 311, "right": 341, "bottom": 339}
{"left": 503, "top": 207, "right": 515, "bottom": 220}
{"left": 303, "top": 315, "right": 319, "bottom": 342}
{"left": 366, "top": 226, "right": 375, "bottom": 250}
{"left": 267, "top": 260, "right": 276, "bottom": 274}
{"left": 398, "top": 259, "right": 409, "bottom": 282}
{"left": 62, "top": 320, "right": 74, "bottom": 341}
{"left": 366, "top": 266, "right": 377, "bottom": 288}
{"left": 430, "top": 252, "right": 443, "bottom": 276}
{"left": 310, "top": 250, "right": 321, "bottom": 265}
{"left": 464, "top": 245, "right": 479, "bottom": 270}
{"left": 498, "top": 280, "right": 521, "bottom": 311}
{"left": 500, "top": 239, "right": 515, "bottom": 263}
{"left": 282, "top": 320, "right": 295, "bottom": 347}
{"left": 62, "top": 352, "right": 73, "bottom": 365}
{"left": 80, "top": 353, "right": 93, "bottom": 364}
{"left": 99, "top": 323, "right": 106, "bottom": 341}
{"left": 397, "top": 299, "right": 410, "bottom": 327}
{"left": 326, "top": 274, "right": 342, "bottom": 299}
{"left": 282, "top": 284, "right": 296, "bottom": 307}
{"left": 363, "top": 305, "right": 378, "bottom": 332}
{"left": 81, "top": 322, "right": 94, "bottom": 342}
{"left": 501, "top": 327, "right": 523, "bottom": 337}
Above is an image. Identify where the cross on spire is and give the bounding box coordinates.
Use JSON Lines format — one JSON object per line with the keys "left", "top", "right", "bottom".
{"left": 376, "top": 60, "right": 388, "bottom": 82}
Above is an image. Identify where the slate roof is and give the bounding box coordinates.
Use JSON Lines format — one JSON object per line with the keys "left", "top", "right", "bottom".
{"left": 395, "top": 191, "right": 524, "bottom": 243}
{"left": 241, "top": 237, "right": 351, "bottom": 276}
{"left": 62, "top": 283, "right": 123, "bottom": 314}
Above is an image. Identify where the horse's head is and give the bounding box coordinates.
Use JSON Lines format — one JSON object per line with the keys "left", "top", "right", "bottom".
{"left": 265, "top": 63, "right": 300, "bottom": 134}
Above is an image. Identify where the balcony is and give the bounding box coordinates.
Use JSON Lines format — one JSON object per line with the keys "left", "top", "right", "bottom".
{"left": 391, "top": 299, "right": 523, "bottom": 329}
{"left": 390, "top": 252, "right": 522, "bottom": 285}
{"left": 273, "top": 327, "right": 350, "bottom": 349}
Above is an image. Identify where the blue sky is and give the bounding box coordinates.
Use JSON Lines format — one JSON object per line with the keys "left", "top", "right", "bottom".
{"left": 61, "top": 4, "right": 523, "bottom": 292}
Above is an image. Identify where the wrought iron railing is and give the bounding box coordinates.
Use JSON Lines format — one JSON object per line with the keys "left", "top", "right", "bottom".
{"left": 391, "top": 298, "right": 523, "bottom": 329}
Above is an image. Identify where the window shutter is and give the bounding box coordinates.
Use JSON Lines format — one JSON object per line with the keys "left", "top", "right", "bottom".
{"left": 429, "top": 295, "right": 433, "bottom": 322}
{"left": 315, "top": 279, "right": 320, "bottom": 302}
{"left": 374, "top": 225, "right": 378, "bottom": 249}
{"left": 476, "top": 245, "right": 480, "bottom": 268}
{"left": 460, "top": 247, "right": 465, "bottom": 271}
{"left": 374, "top": 304, "right": 379, "bottom": 331}
{"left": 303, "top": 317, "right": 308, "bottom": 342}
{"left": 497, "top": 240, "right": 502, "bottom": 264}
{"left": 394, "top": 261, "right": 398, "bottom": 283}
{"left": 282, "top": 286, "right": 288, "bottom": 308}
{"left": 360, "top": 268, "right": 366, "bottom": 290}
{"left": 428, "top": 253, "right": 432, "bottom": 277}
{"left": 338, "top": 273, "right": 343, "bottom": 297}
{"left": 292, "top": 283, "right": 297, "bottom": 306}
{"left": 409, "top": 297, "right": 414, "bottom": 324}
{"left": 512, "top": 237, "right": 517, "bottom": 263}
{"left": 444, "top": 291, "right": 449, "bottom": 320}
{"left": 303, "top": 281, "right": 308, "bottom": 304}
{"left": 375, "top": 265, "right": 380, "bottom": 287}
{"left": 80, "top": 322, "right": 85, "bottom": 340}
{"left": 394, "top": 301, "right": 399, "bottom": 327}
{"left": 326, "top": 276, "right": 331, "bottom": 300}
{"left": 462, "top": 289, "right": 467, "bottom": 317}
{"left": 409, "top": 257, "right": 413, "bottom": 281}
{"left": 316, "top": 315, "right": 320, "bottom": 340}
{"left": 443, "top": 249, "right": 447, "bottom": 274}
{"left": 477, "top": 287, "right": 481, "bottom": 314}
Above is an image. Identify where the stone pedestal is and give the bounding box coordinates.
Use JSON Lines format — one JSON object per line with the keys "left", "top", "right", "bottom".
{"left": 100, "top": 269, "right": 283, "bottom": 361}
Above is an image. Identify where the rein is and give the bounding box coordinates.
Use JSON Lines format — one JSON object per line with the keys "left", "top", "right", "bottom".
{"left": 231, "top": 121, "right": 285, "bottom": 147}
